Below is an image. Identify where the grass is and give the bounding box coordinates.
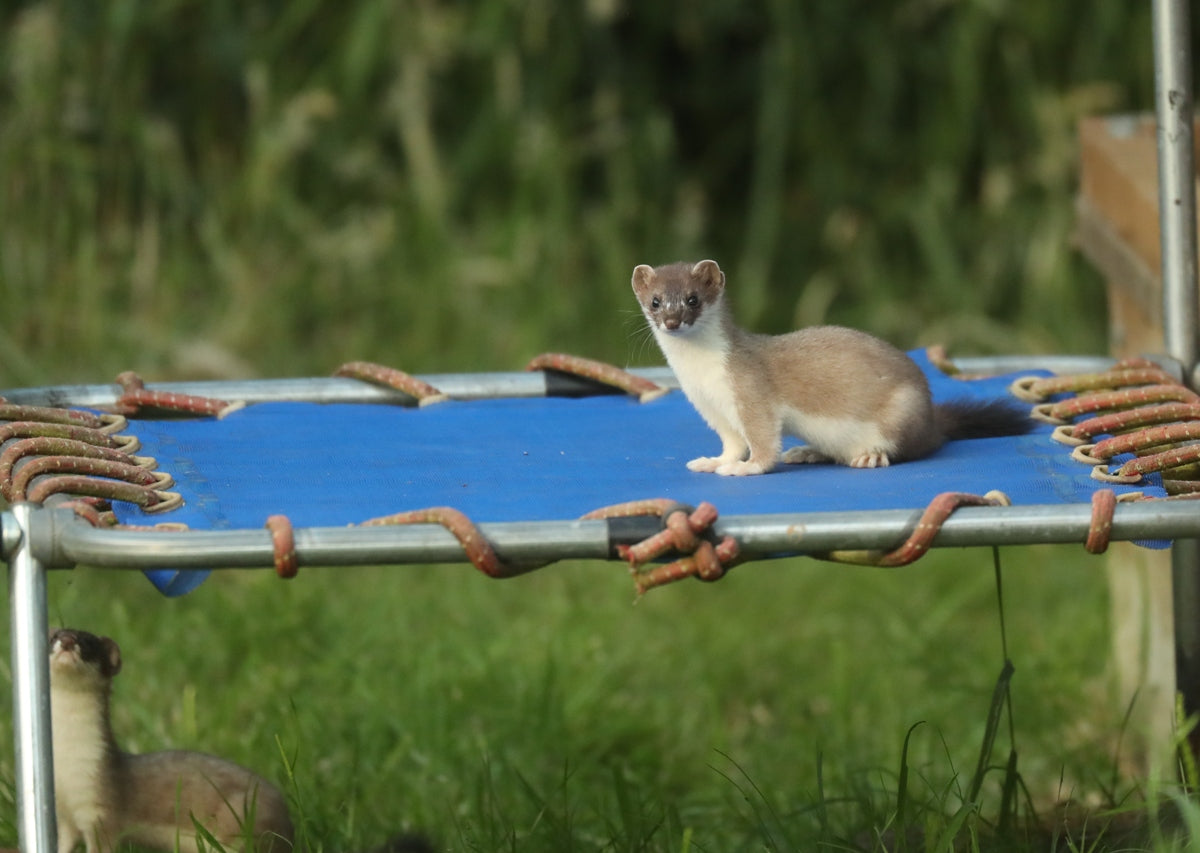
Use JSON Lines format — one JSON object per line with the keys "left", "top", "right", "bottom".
{"left": 0, "top": 1, "right": 1195, "bottom": 850}
{"left": 0, "top": 543, "right": 1189, "bottom": 851}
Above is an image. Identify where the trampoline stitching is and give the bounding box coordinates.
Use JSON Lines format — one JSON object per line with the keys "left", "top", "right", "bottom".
{"left": 1087, "top": 489, "right": 1117, "bottom": 554}
{"left": 0, "top": 404, "right": 123, "bottom": 433}
{"left": 115, "top": 371, "right": 244, "bottom": 418}
{"left": 1010, "top": 358, "right": 1179, "bottom": 400}
{"left": 525, "top": 353, "right": 670, "bottom": 402}
{"left": 354, "top": 499, "right": 740, "bottom": 593}
{"left": 1052, "top": 402, "right": 1200, "bottom": 445}
{"left": 25, "top": 474, "right": 181, "bottom": 512}
{"left": 57, "top": 498, "right": 110, "bottom": 527}
{"left": 0, "top": 420, "right": 138, "bottom": 453}
{"left": 1014, "top": 359, "right": 1200, "bottom": 494}
{"left": 622, "top": 501, "right": 718, "bottom": 563}
{"left": 632, "top": 536, "right": 741, "bottom": 594}
{"left": 0, "top": 406, "right": 184, "bottom": 518}
{"left": 10, "top": 456, "right": 171, "bottom": 502}
{"left": 819, "top": 491, "right": 1013, "bottom": 567}
{"left": 877, "top": 490, "right": 1012, "bottom": 566}
{"left": 334, "top": 361, "right": 449, "bottom": 406}
{"left": 357, "top": 506, "right": 522, "bottom": 577}
{"left": 266, "top": 515, "right": 298, "bottom": 578}
{"left": 1032, "top": 384, "right": 1200, "bottom": 425}
{"left": 57, "top": 498, "right": 189, "bottom": 532}
{"left": 581, "top": 499, "right": 740, "bottom": 593}
{"left": 0, "top": 437, "right": 151, "bottom": 502}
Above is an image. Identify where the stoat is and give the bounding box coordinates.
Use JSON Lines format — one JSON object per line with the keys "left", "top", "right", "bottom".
{"left": 48, "top": 628, "right": 295, "bottom": 853}
{"left": 631, "top": 259, "right": 1031, "bottom": 475}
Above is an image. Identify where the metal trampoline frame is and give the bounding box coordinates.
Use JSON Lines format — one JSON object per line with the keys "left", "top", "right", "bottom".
{"left": 4, "top": 2, "right": 1199, "bottom": 851}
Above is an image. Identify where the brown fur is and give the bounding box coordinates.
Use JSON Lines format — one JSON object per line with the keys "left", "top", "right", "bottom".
{"left": 632, "top": 260, "right": 1028, "bottom": 473}
{"left": 49, "top": 628, "right": 294, "bottom": 853}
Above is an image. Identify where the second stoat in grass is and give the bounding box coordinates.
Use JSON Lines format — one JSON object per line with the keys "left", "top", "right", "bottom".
{"left": 48, "top": 628, "right": 294, "bottom": 853}
{"left": 631, "top": 259, "right": 1031, "bottom": 475}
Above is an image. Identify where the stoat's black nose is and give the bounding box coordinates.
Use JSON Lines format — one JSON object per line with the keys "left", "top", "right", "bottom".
{"left": 49, "top": 629, "right": 77, "bottom": 652}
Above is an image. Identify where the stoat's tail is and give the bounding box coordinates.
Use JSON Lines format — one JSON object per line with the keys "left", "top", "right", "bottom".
{"left": 934, "top": 398, "right": 1033, "bottom": 441}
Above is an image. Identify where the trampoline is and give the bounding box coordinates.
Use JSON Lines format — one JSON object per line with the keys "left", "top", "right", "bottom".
{"left": 6, "top": 3, "right": 1200, "bottom": 852}
{"left": 2, "top": 351, "right": 1195, "bottom": 591}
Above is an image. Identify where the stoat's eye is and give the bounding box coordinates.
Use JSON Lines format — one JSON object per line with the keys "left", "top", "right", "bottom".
{"left": 650, "top": 296, "right": 661, "bottom": 310}
{"left": 686, "top": 293, "right": 700, "bottom": 308}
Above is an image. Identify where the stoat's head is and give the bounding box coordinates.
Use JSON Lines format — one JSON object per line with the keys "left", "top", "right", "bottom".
{"left": 49, "top": 628, "right": 122, "bottom": 690}
{"left": 631, "top": 259, "right": 725, "bottom": 334}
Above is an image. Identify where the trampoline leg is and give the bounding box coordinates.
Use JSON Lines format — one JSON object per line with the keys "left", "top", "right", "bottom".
{"left": 1154, "top": 0, "right": 1200, "bottom": 769}
{"left": 1153, "top": 0, "right": 1199, "bottom": 375}
{"left": 7, "top": 505, "right": 57, "bottom": 853}
{"left": 1174, "top": 540, "right": 1200, "bottom": 758}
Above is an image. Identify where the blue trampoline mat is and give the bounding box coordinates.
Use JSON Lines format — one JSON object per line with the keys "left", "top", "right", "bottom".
{"left": 110, "top": 351, "right": 1161, "bottom": 538}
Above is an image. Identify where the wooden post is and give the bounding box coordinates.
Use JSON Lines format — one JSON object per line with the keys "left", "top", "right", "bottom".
{"left": 1076, "top": 114, "right": 1199, "bottom": 773}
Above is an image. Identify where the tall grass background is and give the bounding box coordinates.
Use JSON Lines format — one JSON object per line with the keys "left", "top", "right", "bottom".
{"left": 0, "top": 1, "right": 1145, "bottom": 385}
{"left": 0, "top": 1, "right": 1194, "bottom": 850}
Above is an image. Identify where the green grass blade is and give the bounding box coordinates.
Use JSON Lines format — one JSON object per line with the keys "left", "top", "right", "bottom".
{"left": 967, "top": 659, "right": 1015, "bottom": 805}
{"left": 895, "top": 721, "right": 926, "bottom": 853}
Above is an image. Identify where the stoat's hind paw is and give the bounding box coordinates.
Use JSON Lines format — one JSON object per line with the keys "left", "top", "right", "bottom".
{"left": 686, "top": 456, "right": 723, "bottom": 473}
{"left": 782, "top": 446, "right": 829, "bottom": 465}
{"left": 849, "top": 451, "right": 890, "bottom": 468}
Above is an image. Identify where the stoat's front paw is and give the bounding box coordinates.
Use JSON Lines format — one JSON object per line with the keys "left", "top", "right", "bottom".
{"left": 848, "top": 451, "right": 890, "bottom": 468}
{"left": 782, "top": 446, "right": 829, "bottom": 465}
{"left": 715, "top": 460, "right": 768, "bottom": 476}
{"left": 687, "top": 456, "right": 723, "bottom": 473}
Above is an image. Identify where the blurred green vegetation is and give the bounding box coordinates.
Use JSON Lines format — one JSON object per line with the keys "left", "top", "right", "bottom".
{"left": 6, "top": 545, "right": 1168, "bottom": 852}
{"left": 0, "top": 0, "right": 1157, "bottom": 387}
{"left": 0, "top": 4, "right": 1195, "bottom": 849}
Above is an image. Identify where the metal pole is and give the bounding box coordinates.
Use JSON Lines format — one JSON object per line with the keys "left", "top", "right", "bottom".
{"left": 1154, "top": 0, "right": 1200, "bottom": 373}
{"left": 35, "top": 500, "right": 1200, "bottom": 571}
{"left": 1153, "top": 0, "right": 1200, "bottom": 754}
{"left": 7, "top": 505, "right": 57, "bottom": 853}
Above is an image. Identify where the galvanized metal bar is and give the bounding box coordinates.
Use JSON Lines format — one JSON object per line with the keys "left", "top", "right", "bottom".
{"left": 1153, "top": 0, "right": 1200, "bottom": 760}
{"left": 0, "top": 357, "right": 1116, "bottom": 410}
{"left": 1154, "top": 0, "right": 1200, "bottom": 374}
{"left": 7, "top": 504, "right": 57, "bottom": 853}
{"left": 26, "top": 501, "right": 1200, "bottom": 573}
{"left": 0, "top": 368, "right": 680, "bottom": 409}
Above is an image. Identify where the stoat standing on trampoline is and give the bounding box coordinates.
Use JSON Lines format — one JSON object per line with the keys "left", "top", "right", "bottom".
{"left": 48, "top": 627, "right": 294, "bottom": 853}
{"left": 631, "top": 259, "right": 1031, "bottom": 475}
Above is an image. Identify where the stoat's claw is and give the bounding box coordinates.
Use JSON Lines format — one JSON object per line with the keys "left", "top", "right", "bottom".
{"left": 849, "top": 452, "right": 890, "bottom": 469}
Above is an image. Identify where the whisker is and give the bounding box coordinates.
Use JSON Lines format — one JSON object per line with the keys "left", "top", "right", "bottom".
{"left": 620, "top": 310, "right": 658, "bottom": 363}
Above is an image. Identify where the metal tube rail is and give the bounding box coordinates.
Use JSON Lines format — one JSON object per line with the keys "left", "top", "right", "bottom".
{"left": 1154, "top": 0, "right": 1200, "bottom": 375}
{"left": 1154, "top": 0, "right": 1200, "bottom": 753}
{"left": 2, "top": 501, "right": 1193, "bottom": 573}
{"left": 0, "top": 356, "right": 1125, "bottom": 410}
{"left": 7, "top": 506, "right": 57, "bottom": 853}
{"left": 0, "top": 368, "right": 681, "bottom": 409}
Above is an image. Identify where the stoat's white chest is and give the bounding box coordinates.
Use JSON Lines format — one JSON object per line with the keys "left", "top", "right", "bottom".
{"left": 652, "top": 314, "right": 744, "bottom": 434}
{"left": 51, "top": 687, "right": 112, "bottom": 840}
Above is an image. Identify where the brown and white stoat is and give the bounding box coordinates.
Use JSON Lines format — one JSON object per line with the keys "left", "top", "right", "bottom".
{"left": 48, "top": 628, "right": 295, "bottom": 853}
{"left": 632, "top": 260, "right": 1031, "bottom": 475}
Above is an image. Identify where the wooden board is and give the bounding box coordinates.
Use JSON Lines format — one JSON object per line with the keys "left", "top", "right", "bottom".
{"left": 1076, "top": 112, "right": 1198, "bottom": 773}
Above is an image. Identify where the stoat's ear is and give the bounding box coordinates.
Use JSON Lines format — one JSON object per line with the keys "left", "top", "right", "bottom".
{"left": 631, "top": 264, "right": 656, "bottom": 293}
{"left": 691, "top": 259, "right": 725, "bottom": 291}
{"left": 101, "top": 636, "right": 122, "bottom": 677}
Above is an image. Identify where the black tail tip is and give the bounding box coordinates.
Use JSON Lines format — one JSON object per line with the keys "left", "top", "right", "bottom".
{"left": 936, "top": 398, "right": 1034, "bottom": 440}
